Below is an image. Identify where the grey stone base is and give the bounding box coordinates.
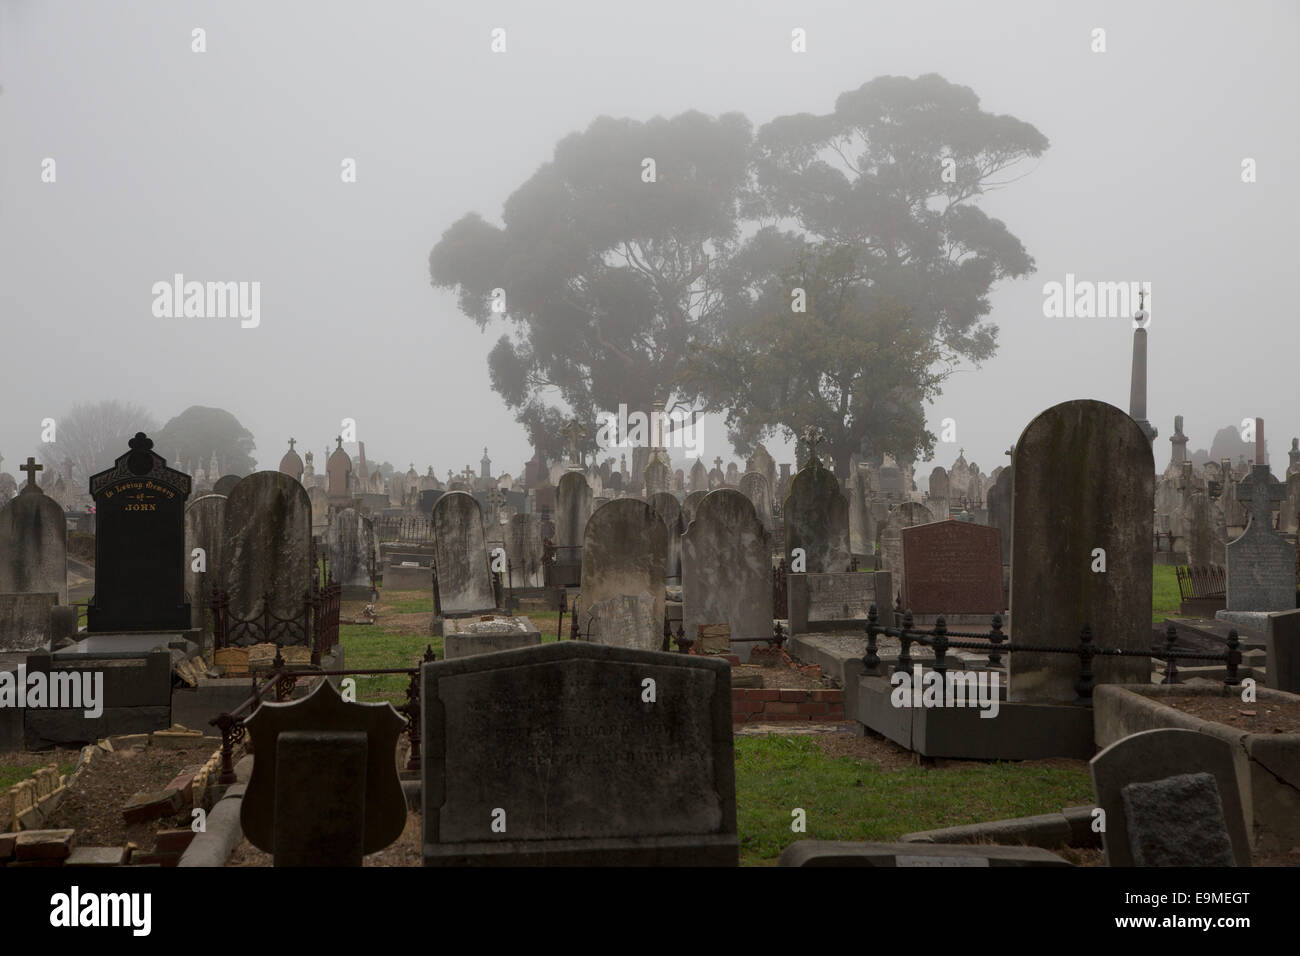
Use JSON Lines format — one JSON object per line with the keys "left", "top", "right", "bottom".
{"left": 444, "top": 629, "right": 542, "bottom": 660}
{"left": 1217, "top": 610, "right": 1283, "bottom": 630}
{"left": 423, "top": 833, "right": 738, "bottom": 866}
{"left": 383, "top": 566, "right": 430, "bottom": 590}
{"left": 25, "top": 705, "right": 172, "bottom": 749}
{"left": 901, "top": 805, "right": 1099, "bottom": 849}
{"left": 853, "top": 675, "right": 1095, "bottom": 759}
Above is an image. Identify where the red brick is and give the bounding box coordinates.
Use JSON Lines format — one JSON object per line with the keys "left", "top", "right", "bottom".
{"left": 778, "top": 690, "right": 805, "bottom": 703}
{"left": 154, "top": 829, "right": 197, "bottom": 855}
{"left": 797, "top": 701, "right": 828, "bottom": 715}
{"left": 825, "top": 707, "right": 846, "bottom": 721}
{"left": 165, "top": 772, "right": 196, "bottom": 805}
{"left": 732, "top": 713, "right": 748, "bottom": 725}
{"left": 737, "top": 699, "right": 764, "bottom": 714}
{"left": 765, "top": 701, "right": 799, "bottom": 715}
{"left": 755, "top": 689, "right": 780, "bottom": 701}
{"left": 811, "top": 689, "right": 842, "bottom": 702}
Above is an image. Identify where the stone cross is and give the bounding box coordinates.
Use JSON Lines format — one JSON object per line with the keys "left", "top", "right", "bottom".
{"left": 801, "top": 426, "right": 825, "bottom": 469}
{"left": 335, "top": 436, "right": 343, "bottom": 449}
{"left": 561, "top": 420, "right": 586, "bottom": 466}
{"left": 288, "top": 438, "right": 296, "bottom": 452}
{"left": 19, "top": 457, "right": 42, "bottom": 491}
{"left": 1237, "top": 464, "right": 1285, "bottom": 532}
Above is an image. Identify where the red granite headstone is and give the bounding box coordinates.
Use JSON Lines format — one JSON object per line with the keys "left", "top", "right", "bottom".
{"left": 901, "top": 521, "right": 1003, "bottom": 613}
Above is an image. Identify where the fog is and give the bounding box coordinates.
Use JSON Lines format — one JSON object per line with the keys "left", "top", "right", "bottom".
{"left": 2, "top": 0, "right": 1296, "bottom": 480}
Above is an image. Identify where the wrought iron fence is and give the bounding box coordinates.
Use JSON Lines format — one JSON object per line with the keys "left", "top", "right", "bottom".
{"left": 1176, "top": 564, "right": 1226, "bottom": 602}
{"left": 863, "top": 605, "right": 1242, "bottom": 701}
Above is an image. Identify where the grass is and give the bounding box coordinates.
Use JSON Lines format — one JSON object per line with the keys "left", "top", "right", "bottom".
{"left": 734, "top": 736, "right": 1093, "bottom": 866}
{"left": 0, "top": 761, "right": 78, "bottom": 791}
{"left": 1152, "top": 563, "right": 1183, "bottom": 623}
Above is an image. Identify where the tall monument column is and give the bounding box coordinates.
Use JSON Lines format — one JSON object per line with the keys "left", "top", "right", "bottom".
{"left": 1129, "top": 290, "right": 1157, "bottom": 448}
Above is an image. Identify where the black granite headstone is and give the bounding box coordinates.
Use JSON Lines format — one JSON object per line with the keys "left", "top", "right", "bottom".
{"left": 87, "top": 433, "right": 191, "bottom": 631}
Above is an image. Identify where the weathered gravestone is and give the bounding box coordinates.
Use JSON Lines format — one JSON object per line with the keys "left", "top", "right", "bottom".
{"left": 432, "top": 491, "right": 495, "bottom": 616}
{"left": 0, "top": 592, "right": 57, "bottom": 652}
{"left": 788, "top": 570, "right": 891, "bottom": 634}
{"left": 328, "top": 507, "right": 375, "bottom": 599}
{"left": 783, "top": 461, "right": 850, "bottom": 573}
{"left": 1266, "top": 608, "right": 1300, "bottom": 693}
{"left": 986, "top": 466, "right": 1012, "bottom": 566}
{"left": 902, "top": 521, "right": 1003, "bottom": 614}
{"left": 1009, "top": 401, "right": 1153, "bottom": 702}
{"left": 421, "top": 641, "right": 737, "bottom": 865}
{"left": 1226, "top": 462, "right": 1294, "bottom": 613}
{"left": 681, "top": 489, "right": 772, "bottom": 663}
{"left": 306, "top": 484, "right": 329, "bottom": 533}
{"left": 648, "top": 491, "right": 684, "bottom": 585}
{"left": 553, "top": 472, "right": 592, "bottom": 588}
{"left": 682, "top": 490, "right": 708, "bottom": 530}
{"left": 222, "top": 472, "right": 313, "bottom": 644}
{"left": 580, "top": 499, "right": 668, "bottom": 650}
{"left": 1089, "top": 728, "right": 1250, "bottom": 867}
{"left": 875, "top": 502, "right": 933, "bottom": 599}
{"left": 241, "top": 679, "right": 407, "bottom": 866}
{"left": 0, "top": 458, "right": 68, "bottom": 603}
{"left": 739, "top": 472, "right": 774, "bottom": 532}
{"left": 184, "top": 494, "right": 227, "bottom": 649}
{"left": 87, "top": 434, "right": 191, "bottom": 631}
{"left": 212, "top": 474, "right": 241, "bottom": 498}
{"left": 506, "top": 513, "right": 546, "bottom": 588}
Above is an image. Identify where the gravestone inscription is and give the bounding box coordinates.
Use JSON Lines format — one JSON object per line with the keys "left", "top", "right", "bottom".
{"left": 902, "top": 521, "right": 1003, "bottom": 613}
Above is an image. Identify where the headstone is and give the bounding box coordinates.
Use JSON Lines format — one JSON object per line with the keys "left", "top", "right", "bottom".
{"left": 783, "top": 462, "right": 850, "bottom": 573}
{"left": 1226, "top": 463, "right": 1294, "bottom": 612}
{"left": 1123, "top": 773, "right": 1237, "bottom": 867}
{"left": 875, "top": 501, "right": 932, "bottom": 598}
{"left": 787, "top": 571, "right": 890, "bottom": 634}
{"left": 1266, "top": 608, "right": 1300, "bottom": 693}
{"left": 681, "top": 489, "right": 772, "bottom": 663}
{"left": 0, "top": 458, "right": 68, "bottom": 603}
{"left": 326, "top": 438, "right": 353, "bottom": 507}
{"left": 421, "top": 642, "right": 737, "bottom": 865}
{"left": 1185, "top": 490, "right": 1214, "bottom": 567}
{"left": 277, "top": 439, "right": 304, "bottom": 482}
{"left": 902, "top": 521, "right": 1003, "bottom": 613}
{"left": 1089, "top": 728, "right": 1250, "bottom": 867}
{"left": 682, "top": 490, "right": 707, "bottom": 529}
{"left": 555, "top": 471, "right": 592, "bottom": 549}
{"left": 643, "top": 458, "right": 671, "bottom": 497}
{"left": 1009, "top": 401, "right": 1153, "bottom": 702}
{"left": 0, "top": 592, "right": 57, "bottom": 652}
{"left": 986, "top": 466, "right": 1012, "bottom": 565}
{"left": 443, "top": 615, "right": 542, "bottom": 659}
{"left": 738, "top": 472, "right": 774, "bottom": 532}
{"left": 688, "top": 459, "right": 709, "bottom": 493}
{"left": 212, "top": 474, "right": 240, "bottom": 498}
{"left": 329, "top": 508, "right": 375, "bottom": 599}
{"left": 87, "top": 434, "right": 191, "bottom": 631}
{"left": 241, "top": 679, "right": 407, "bottom": 866}
{"left": 505, "top": 514, "right": 546, "bottom": 588}
{"left": 432, "top": 491, "right": 496, "bottom": 615}
{"left": 184, "top": 494, "right": 227, "bottom": 648}
{"left": 222, "top": 472, "right": 313, "bottom": 640}
{"left": 648, "top": 491, "right": 684, "bottom": 585}
{"left": 580, "top": 499, "right": 668, "bottom": 650}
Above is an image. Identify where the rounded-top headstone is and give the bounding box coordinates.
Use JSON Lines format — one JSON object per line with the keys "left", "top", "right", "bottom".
{"left": 223, "top": 472, "right": 313, "bottom": 624}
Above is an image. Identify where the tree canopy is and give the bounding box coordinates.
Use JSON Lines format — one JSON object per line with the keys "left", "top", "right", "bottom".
{"left": 153, "top": 406, "right": 256, "bottom": 476}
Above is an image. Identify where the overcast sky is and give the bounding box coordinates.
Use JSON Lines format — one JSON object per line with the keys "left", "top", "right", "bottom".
{"left": 2, "top": 0, "right": 1296, "bottom": 485}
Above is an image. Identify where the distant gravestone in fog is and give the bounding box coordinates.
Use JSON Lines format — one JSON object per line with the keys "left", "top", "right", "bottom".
{"left": 555, "top": 472, "right": 592, "bottom": 549}
{"left": 212, "top": 474, "right": 241, "bottom": 497}
{"left": 432, "top": 491, "right": 495, "bottom": 616}
{"left": 506, "top": 513, "right": 545, "bottom": 588}
{"left": 1009, "top": 401, "right": 1153, "bottom": 702}
{"left": 783, "top": 463, "right": 850, "bottom": 573}
{"left": 222, "top": 472, "right": 313, "bottom": 640}
{"left": 739, "top": 472, "right": 774, "bottom": 532}
{"left": 580, "top": 499, "right": 668, "bottom": 649}
{"left": 88, "top": 434, "right": 191, "bottom": 631}
{"left": 1226, "top": 463, "right": 1294, "bottom": 612}
{"left": 329, "top": 507, "right": 375, "bottom": 599}
{"left": 184, "top": 494, "right": 227, "bottom": 648}
{"left": 682, "top": 490, "right": 707, "bottom": 529}
{"left": 0, "top": 458, "right": 68, "bottom": 603}
{"left": 648, "top": 491, "right": 684, "bottom": 585}
{"left": 986, "top": 467, "right": 1012, "bottom": 565}
{"left": 681, "top": 489, "right": 771, "bottom": 663}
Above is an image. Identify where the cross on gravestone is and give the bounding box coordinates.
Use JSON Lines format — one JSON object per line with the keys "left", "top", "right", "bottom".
{"left": 287, "top": 438, "right": 296, "bottom": 452}
{"left": 335, "top": 436, "right": 343, "bottom": 449}
{"left": 19, "top": 457, "right": 42, "bottom": 491}
{"left": 1237, "top": 464, "right": 1285, "bottom": 531}
{"left": 801, "top": 426, "right": 825, "bottom": 469}
{"left": 561, "top": 420, "right": 586, "bottom": 466}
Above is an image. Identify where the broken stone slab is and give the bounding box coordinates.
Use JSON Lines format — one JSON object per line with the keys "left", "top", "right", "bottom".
{"left": 122, "top": 787, "right": 185, "bottom": 825}
{"left": 14, "top": 828, "right": 75, "bottom": 861}
{"left": 65, "top": 846, "right": 127, "bottom": 867}
{"left": 0, "top": 832, "right": 15, "bottom": 860}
